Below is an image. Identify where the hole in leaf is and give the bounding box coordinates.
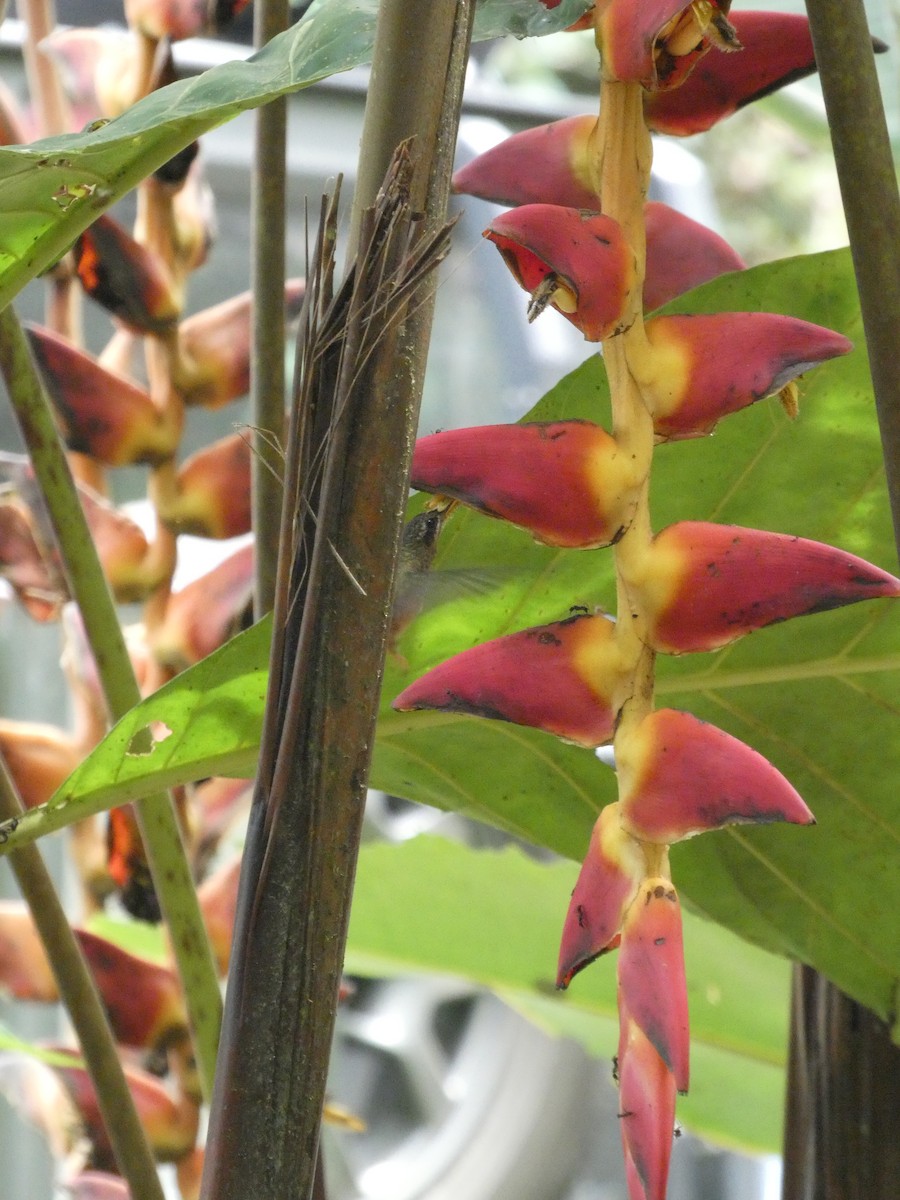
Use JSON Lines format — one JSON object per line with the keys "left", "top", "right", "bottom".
{"left": 126, "top": 722, "right": 173, "bottom": 757}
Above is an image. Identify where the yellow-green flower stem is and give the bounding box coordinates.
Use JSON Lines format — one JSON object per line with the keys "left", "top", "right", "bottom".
{"left": 592, "top": 75, "right": 668, "bottom": 881}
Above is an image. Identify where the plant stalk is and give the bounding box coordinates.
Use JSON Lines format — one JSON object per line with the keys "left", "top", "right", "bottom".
{"left": 0, "top": 304, "right": 222, "bottom": 1103}
{"left": 0, "top": 757, "right": 166, "bottom": 1200}
{"left": 592, "top": 78, "right": 657, "bottom": 750}
{"left": 251, "top": 0, "right": 291, "bottom": 616}
{"left": 803, "top": 0, "right": 900, "bottom": 553}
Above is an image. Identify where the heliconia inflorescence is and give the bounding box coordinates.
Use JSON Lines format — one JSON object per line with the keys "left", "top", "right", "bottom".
{"left": 397, "top": 4, "right": 899, "bottom": 1197}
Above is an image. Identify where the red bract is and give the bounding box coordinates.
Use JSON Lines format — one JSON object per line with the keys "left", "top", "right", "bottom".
{"left": 26, "top": 326, "right": 182, "bottom": 466}
{"left": 618, "top": 878, "right": 689, "bottom": 1092}
{"left": 54, "top": 1052, "right": 199, "bottom": 1166}
{"left": 617, "top": 992, "right": 677, "bottom": 1200}
{"left": 74, "top": 929, "right": 187, "bottom": 1051}
{"left": 537, "top": 0, "right": 597, "bottom": 25}
{"left": 643, "top": 203, "right": 745, "bottom": 310}
{"left": 638, "top": 522, "right": 900, "bottom": 654}
{"left": 599, "top": 0, "right": 741, "bottom": 92}
{"left": 0, "top": 900, "right": 59, "bottom": 1001}
{"left": 78, "top": 486, "right": 167, "bottom": 603}
{"left": 150, "top": 542, "right": 254, "bottom": 673}
{"left": 618, "top": 709, "right": 814, "bottom": 841}
{"left": 411, "top": 421, "right": 639, "bottom": 548}
{"left": 154, "top": 431, "right": 252, "bottom": 538}
{"left": 68, "top": 1173, "right": 131, "bottom": 1200}
{"left": 393, "top": 611, "right": 619, "bottom": 748}
{"left": 124, "top": 0, "right": 250, "bottom": 41}
{"left": 0, "top": 721, "right": 80, "bottom": 810}
{"left": 198, "top": 854, "right": 241, "bottom": 975}
{"left": 634, "top": 311, "right": 852, "bottom": 438}
{"left": 75, "top": 214, "right": 179, "bottom": 334}
{"left": 557, "top": 802, "right": 643, "bottom": 987}
{"left": 173, "top": 282, "right": 305, "bottom": 408}
{"left": 453, "top": 115, "right": 598, "bottom": 209}
{"left": 645, "top": 12, "right": 819, "bottom": 135}
{"left": 485, "top": 206, "right": 634, "bottom": 341}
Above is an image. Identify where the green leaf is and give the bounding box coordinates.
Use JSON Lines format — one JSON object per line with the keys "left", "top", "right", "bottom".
{"left": 0, "top": 617, "right": 269, "bottom": 847}
{"left": 346, "top": 836, "right": 791, "bottom": 1153}
{"left": 0, "top": 0, "right": 588, "bottom": 309}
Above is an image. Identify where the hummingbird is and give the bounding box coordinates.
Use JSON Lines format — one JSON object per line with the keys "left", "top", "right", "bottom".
{"left": 389, "top": 500, "right": 502, "bottom": 658}
{"left": 390, "top": 503, "right": 454, "bottom": 649}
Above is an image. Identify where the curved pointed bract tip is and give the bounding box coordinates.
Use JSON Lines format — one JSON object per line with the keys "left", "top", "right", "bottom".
{"left": 645, "top": 12, "right": 820, "bottom": 135}
{"left": 26, "top": 325, "right": 181, "bottom": 467}
{"left": 453, "top": 115, "right": 599, "bottom": 209}
{"left": 55, "top": 1054, "right": 199, "bottom": 1165}
{"left": 411, "top": 421, "right": 639, "bottom": 549}
{"left": 394, "top": 610, "right": 619, "bottom": 749}
{"left": 74, "top": 928, "right": 187, "bottom": 1050}
{"left": 619, "top": 708, "right": 814, "bottom": 842}
{"left": 557, "top": 803, "right": 644, "bottom": 988}
{"left": 618, "top": 878, "right": 689, "bottom": 1092}
{"left": 485, "top": 205, "right": 634, "bottom": 341}
{"left": 640, "top": 522, "right": 900, "bottom": 654}
{"left": 632, "top": 312, "right": 852, "bottom": 439}
{"left": 617, "top": 993, "right": 678, "bottom": 1200}
{"left": 75, "top": 214, "right": 179, "bottom": 334}
{"left": 644, "top": 203, "right": 745, "bottom": 311}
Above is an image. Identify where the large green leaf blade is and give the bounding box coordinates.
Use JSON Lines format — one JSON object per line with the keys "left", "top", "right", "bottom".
{"left": 14, "top": 617, "right": 271, "bottom": 843}
{"left": 346, "top": 836, "right": 791, "bottom": 1152}
{"left": 0, "top": 0, "right": 589, "bottom": 308}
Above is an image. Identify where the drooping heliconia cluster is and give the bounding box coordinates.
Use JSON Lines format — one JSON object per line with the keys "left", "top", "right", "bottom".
{"left": 0, "top": 0, "right": 304, "bottom": 921}
{"left": 392, "top": 3, "right": 900, "bottom": 1197}
{"left": 0, "top": 1, "right": 301, "bottom": 1193}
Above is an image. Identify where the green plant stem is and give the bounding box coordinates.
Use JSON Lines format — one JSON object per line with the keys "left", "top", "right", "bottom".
{"left": 251, "top": 0, "right": 290, "bottom": 616}
{"left": 804, "top": 0, "right": 900, "bottom": 553}
{"left": 350, "top": 0, "right": 474, "bottom": 239}
{"left": 0, "top": 304, "right": 221, "bottom": 1103}
{"left": 0, "top": 757, "right": 166, "bottom": 1200}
